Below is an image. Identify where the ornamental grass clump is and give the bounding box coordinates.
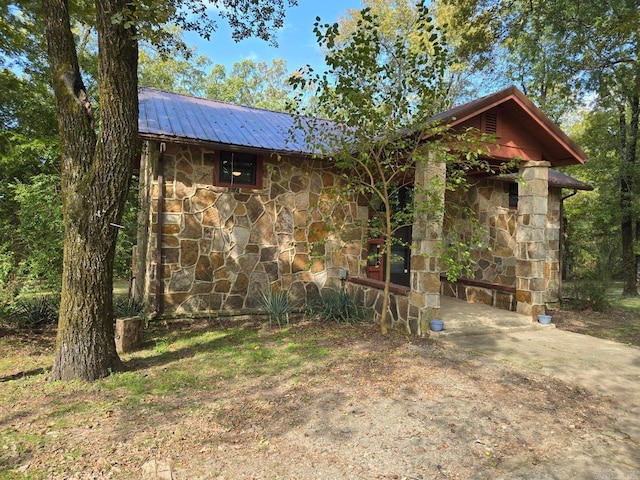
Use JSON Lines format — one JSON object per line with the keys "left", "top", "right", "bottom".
{"left": 306, "top": 288, "right": 364, "bottom": 324}
{"left": 9, "top": 295, "right": 60, "bottom": 330}
{"left": 259, "top": 290, "right": 293, "bottom": 328}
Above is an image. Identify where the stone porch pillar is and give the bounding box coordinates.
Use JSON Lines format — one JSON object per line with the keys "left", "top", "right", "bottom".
{"left": 515, "top": 160, "right": 550, "bottom": 318}
{"left": 409, "top": 154, "right": 446, "bottom": 335}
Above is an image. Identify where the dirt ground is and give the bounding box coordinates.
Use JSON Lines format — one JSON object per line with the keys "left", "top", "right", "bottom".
{"left": 1, "top": 310, "right": 638, "bottom": 479}
{"left": 552, "top": 306, "right": 640, "bottom": 346}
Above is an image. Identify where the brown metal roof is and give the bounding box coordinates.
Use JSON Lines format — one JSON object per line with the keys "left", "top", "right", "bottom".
{"left": 138, "top": 87, "right": 319, "bottom": 155}
{"left": 139, "top": 86, "right": 588, "bottom": 169}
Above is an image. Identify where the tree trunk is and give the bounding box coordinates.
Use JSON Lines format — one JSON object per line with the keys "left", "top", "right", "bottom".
{"left": 43, "top": 0, "right": 139, "bottom": 381}
{"left": 621, "top": 95, "right": 639, "bottom": 297}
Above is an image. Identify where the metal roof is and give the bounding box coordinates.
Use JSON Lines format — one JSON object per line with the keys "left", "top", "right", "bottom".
{"left": 138, "top": 86, "right": 588, "bottom": 173}
{"left": 138, "top": 87, "right": 320, "bottom": 155}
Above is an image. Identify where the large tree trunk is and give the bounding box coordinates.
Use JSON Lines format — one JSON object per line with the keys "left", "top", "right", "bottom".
{"left": 43, "top": 0, "right": 139, "bottom": 381}
{"left": 621, "top": 95, "right": 639, "bottom": 297}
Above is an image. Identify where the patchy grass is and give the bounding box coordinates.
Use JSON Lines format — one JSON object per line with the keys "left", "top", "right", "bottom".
{"left": 0, "top": 320, "right": 398, "bottom": 478}
{"left": 554, "top": 282, "right": 640, "bottom": 346}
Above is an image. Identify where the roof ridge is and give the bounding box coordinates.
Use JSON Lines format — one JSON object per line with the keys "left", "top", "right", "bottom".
{"left": 138, "top": 86, "right": 298, "bottom": 117}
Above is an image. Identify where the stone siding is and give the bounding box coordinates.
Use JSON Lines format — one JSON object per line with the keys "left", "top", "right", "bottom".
{"left": 515, "top": 161, "right": 549, "bottom": 317}
{"left": 347, "top": 283, "right": 416, "bottom": 334}
{"left": 443, "top": 173, "right": 562, "bottom": 312}
{"left": 466, "top": 180, "right": 517, "bottom": 286}
{"left": 137, "top": 141, "right": 368, "bottom": 316}
{"left": 545, "top": 188, "right": 562, "bottom": 304}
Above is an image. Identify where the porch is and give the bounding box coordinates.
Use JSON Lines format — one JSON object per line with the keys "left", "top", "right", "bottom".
{"left": 433, "top": 295, "right": 555, "bottom": 337}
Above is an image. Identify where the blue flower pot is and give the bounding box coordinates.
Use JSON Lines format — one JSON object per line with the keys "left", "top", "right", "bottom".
{"left": 538, "top": 314, "right": 552, "bottom": 325}
{"left": 430, "top": 320, "right": 444, "bottom": 332}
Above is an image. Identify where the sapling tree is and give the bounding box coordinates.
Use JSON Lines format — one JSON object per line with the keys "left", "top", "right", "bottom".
{"left": 289, "top": 4, "right": 496, "bottom": 333}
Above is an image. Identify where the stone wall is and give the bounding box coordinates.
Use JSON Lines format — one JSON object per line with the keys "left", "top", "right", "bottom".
{"left": 545, "top": 188, "right": 562, "bottom": 304}
{"left": 515, "top": 161, "right": 549, "bottom": 317}
{"left": 465, "top": 180, "right": 517, "bottom": 285}
{"left": 444, "top": 179, "right": 517, "bottom": 288}
{"left": 347, "top": 282, "right": 415, "bottom": 334}
{"left": 137, "top": 141, "right": 368, "bottom": 316}
{"left": 443, "top": 174, "right": 562, "bottom": 312}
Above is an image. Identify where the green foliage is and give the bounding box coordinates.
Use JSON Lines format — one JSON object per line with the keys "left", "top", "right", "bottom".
{"left": 0, "top": 246, "right": 19, "bottom": 313}
{"left": 205, "top": 58, "right": 295, "bottom": 110}
{"left": 259, "top": 290, "right": 293, "bottom": 327}
{"left": 139, "top": 40, "right": 297, "bottom": 111}
{"left": 0, "top": 63, "right": 61, "bottom": 302}
{"left": 289, "top": 5, "right": 498, "bottom": 330}
{"left": 563, "top": 106, "right": 628, "bottom": 282}
{"left": 113, "top": 295, "right": 145, "bottom": 318}
{"left": 11, "top": 174, "right": 64, "bottom": 290}
{"left": 564, "top": 278, "right": 611, "bottom": 313}
{"left": 306, "top": 288, "right": 364, "bottom": 324}
{"left": 7, "top": 295, "right": 60, "bottom": 330}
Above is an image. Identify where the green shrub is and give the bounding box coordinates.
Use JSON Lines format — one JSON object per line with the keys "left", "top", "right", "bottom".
{"left": 564, "top": 278, "right": 610, "bottom": 312}
{"left": 306, "top": 288, "right": 364, "bottom": 324}
{"left": 259, "top": 290, "right": 293, "bottom": 327}
{"left": 9, "top": 295, "right": 60, "bottom": 329}
{"left": 113, "top": 296, "right": 145, "bottom": 318}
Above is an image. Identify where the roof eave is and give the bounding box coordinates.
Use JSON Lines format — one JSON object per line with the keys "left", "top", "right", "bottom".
{"left": 424, "top": 86, "right": 587, "bottom": 166}
{"left": 138, "top": 132, "right": 319, "bottom": 159}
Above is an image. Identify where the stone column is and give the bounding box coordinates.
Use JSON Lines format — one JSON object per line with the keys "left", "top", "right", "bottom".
{"left": 409, "top": 153, "right": 446, "bottom": 335}
{"left": 515, "top": 160, "right": 550, "bottom": 318}
{"left": 545, "top": 188, "right": 562, "bottom": 304}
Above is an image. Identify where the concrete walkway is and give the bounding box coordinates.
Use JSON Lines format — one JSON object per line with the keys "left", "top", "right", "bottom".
{"left": 436, "top": 295, "right": 553, "bottom": 335}
{"left": 434, "top": 298, "right": 640, "bottom": 473}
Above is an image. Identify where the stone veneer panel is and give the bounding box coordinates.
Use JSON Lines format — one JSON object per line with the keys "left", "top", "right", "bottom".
{"left": 515, "top": 161, "right": 549, "bottom": 317}
{"left": 138, "top": 142, "right": 366, "bottom": 316}
{"left": 545, "top": 188, "right": 562, "bottom": 304}
{"left": 446, "top": 179, "right": 517, "bottom": 288}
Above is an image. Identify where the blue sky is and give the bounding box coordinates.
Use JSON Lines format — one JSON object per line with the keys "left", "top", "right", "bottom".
{"left": 184, "top": 1, "right": 364, "bottom": 74}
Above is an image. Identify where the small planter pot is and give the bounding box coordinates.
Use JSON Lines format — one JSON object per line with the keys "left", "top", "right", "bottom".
{"left": 537, "top": 314, "right": 552, "bottom": 325}
{"left": 430, "top": 320, "right": 445, "bottom": 332}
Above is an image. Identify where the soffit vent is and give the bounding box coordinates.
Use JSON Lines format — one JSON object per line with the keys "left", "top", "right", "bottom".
{"left": 484, "top": 112, "right": 498, "bottom": 135}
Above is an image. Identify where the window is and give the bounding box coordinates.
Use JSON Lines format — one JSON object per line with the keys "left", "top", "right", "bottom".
{"left": 365, "top": 185, "right": 413, "bottom": 287}
{"left": 508, "top": 182, "right": 518, "bottom": 209}
{"left": 213, "top": 151, "right": 263, "bottom": 188}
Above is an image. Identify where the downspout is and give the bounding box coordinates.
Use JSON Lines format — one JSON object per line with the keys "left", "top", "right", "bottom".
{"left": 559, "top": 189, "right": 578, "bottom": 303}
{"left": 154, "top": 142, "right": 166, "bottom": 317}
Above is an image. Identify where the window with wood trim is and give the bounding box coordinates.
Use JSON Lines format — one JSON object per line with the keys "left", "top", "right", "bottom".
{"left": 212, "top": 150, "right": 263, "bottom": 188}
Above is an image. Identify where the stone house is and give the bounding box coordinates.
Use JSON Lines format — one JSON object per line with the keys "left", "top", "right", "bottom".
{"left": 135, "top": 86, "right": 591, "bottom": 334}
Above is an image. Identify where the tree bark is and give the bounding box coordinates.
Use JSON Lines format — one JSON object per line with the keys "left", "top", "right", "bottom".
{"left": 43, "top": 0, "right": 138, "bottom": 380}
{"left": 621, "top": 95, "right": 639, "bottom": 297}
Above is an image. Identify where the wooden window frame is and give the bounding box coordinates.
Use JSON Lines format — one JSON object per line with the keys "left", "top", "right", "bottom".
{"left": 212, "top": 150, "right": 264, "bottom": 189}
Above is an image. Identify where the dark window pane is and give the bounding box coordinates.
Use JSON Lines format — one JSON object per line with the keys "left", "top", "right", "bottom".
{"left": 220, "top": 151, "right": 257, "bottom": 185}
{"left": 509, "top": 183, "right": 518, "bottom": 208}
